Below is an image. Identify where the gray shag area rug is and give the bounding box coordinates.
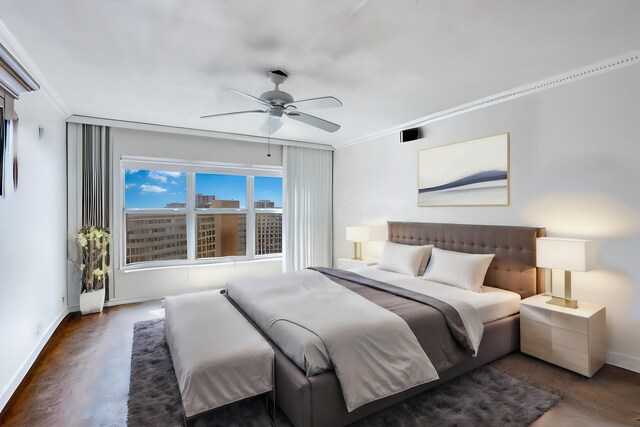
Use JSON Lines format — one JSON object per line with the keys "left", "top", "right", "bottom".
{"left": 127, "top": 318, "right": 560, "bottom": 427}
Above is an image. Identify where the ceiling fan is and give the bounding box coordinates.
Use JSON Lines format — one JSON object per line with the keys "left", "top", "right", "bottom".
{"left": 201, "top": 70, "right": 342, "bottom": 134}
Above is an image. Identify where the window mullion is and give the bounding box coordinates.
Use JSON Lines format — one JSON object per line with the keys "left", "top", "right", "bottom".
{"left": 186, "top": 172, "right": 196, "bottom": 261}
{"left": 247, "top": 176, "right": 255, "bottom": 259}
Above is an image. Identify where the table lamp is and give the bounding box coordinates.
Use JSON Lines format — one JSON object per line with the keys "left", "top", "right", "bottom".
{"left": 346, "top": 226, "right": 373, "bottom": 260}
{"left": 536, "top": 237, "right": 597, "bottom": 309}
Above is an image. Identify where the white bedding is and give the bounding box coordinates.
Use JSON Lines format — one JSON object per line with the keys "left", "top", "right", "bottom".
{"left": 165, "top": 291, "right": 274, "bottom": 418}
{"left": 351, "top": 266, "right": 521, "bottom": 323}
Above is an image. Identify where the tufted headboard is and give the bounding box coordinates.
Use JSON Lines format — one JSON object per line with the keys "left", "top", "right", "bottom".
{"left": 387, "top": 221, "right": 546, "bottom": 299}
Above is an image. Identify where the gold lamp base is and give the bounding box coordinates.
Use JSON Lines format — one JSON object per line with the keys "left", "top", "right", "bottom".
{"left": 352, "top": 241, "right": 363, "bottom": 260}
{"left": 546, "top": 296, "right": 578, "bottom": 309}
{"left": 546, "top": 270, "right": 579, "bottom": 309}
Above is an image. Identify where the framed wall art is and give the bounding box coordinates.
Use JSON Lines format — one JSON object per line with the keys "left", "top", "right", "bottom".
{"left": 418, "top": 133, "right": 510, "bottom": 206}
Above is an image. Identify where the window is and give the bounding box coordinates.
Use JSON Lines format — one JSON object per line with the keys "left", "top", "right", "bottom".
{"left": 254, "top": 176, "right": 282, "bottom": 256}
{"left": 195, "top": 173, "right": 247, "bottom": 259}
{"left": 124, "top": 170, "right": 187, "bottom": 264}
{"left": 121, "top": 161, "right": 282, "bottom": 268}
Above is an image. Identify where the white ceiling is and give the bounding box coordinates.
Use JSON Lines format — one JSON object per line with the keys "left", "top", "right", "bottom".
{"left": 2, "top": 0, "right": 640, "bottom": 147}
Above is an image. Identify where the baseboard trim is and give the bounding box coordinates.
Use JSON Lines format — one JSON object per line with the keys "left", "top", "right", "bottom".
{"left": 105, "top": 296, "right": 165, "bottom": 307}
{"left": 67, "top": 295, "right": 171, "bottom": 313}
{"left": 607, "top": 351, "right": 640, "bottom": 374}
{"left": 0, "top": 308, "right": 69, "bottom": 413}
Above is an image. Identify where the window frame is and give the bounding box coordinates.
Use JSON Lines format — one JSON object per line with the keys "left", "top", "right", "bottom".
{"left": 120, "top": 158, "right": 282, "bottom": 270}
{"left": 254, "top": 210, "right": 283, "bottom": 258}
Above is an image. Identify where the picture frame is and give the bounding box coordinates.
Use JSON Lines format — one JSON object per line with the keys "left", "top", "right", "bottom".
{"left": 418, "top": 133, "right": 510, "bottom": 207}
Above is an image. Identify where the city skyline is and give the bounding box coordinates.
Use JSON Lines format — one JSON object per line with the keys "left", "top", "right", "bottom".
{"left": 125, "top": 170, "right": 282, "bottom": 208}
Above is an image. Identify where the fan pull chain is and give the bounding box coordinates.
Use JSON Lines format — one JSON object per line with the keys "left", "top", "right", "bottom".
{"left": 267, "top": 115, "right": 271, "bottom": 157}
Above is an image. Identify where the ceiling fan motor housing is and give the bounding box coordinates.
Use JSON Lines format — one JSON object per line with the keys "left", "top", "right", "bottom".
{"left": 260, "top": 90, "right": 294, "bottom": 106}
{"left": 262, "top": 70, "right": 293, "bottom": 108}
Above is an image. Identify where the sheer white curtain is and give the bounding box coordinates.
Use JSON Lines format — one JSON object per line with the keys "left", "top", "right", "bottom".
{"left": 283, "top": 146, "right": 333, "bottom": 272}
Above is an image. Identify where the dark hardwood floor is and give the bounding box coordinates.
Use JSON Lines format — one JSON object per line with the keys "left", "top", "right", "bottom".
{"left": 1, "top": 301, "right": 638, "bottom": 427}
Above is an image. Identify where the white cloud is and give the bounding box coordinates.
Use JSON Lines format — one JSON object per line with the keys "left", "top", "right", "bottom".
{"left": 125, "top": 183, "right": 137, "bottom": 189}
{"left": 148, "top": 171, "right": 183, "bottom": 182}
{"left": 140, "top": 184, "right": 167, "bottom": 193}
{"left": 125, "top": 169, "right": 139, "bottom": 174}
{"left": 148, "top": 171, "right": 168, "bottom": 182}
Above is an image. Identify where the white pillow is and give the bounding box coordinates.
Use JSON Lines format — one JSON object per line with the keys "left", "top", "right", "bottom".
{"left": 377, "top": 242, "right": 432, "bottom": 276}
{"left": 422, "top": 248, "right": 495, "bottom": 292}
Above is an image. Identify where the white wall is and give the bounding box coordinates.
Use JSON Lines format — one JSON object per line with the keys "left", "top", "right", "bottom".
{"left": 0, "top": 90, "right": 67, "bottom": 409}
{"left": 85, "top": 128, "right": 284, "bottom": 303}
{"left": 333, "top": 64, "right": 640, "bottom": 372}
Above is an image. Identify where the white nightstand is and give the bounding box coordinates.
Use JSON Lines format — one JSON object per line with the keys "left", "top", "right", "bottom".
{"left": 520, "top": 294, "right": 606, "bottom": 377}
{"left": 336, "top": 258, "right": 378, "bottom": 270}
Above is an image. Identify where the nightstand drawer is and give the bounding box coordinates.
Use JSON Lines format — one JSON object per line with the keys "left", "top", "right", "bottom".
{"left": 552, "top": 345, "right": 590, "bottom": 376}
{"left": 521, "top": 319, "right": 552, "bottom": 358}
{"left": 521, "top": 319, "right": 590, "bottom": 375}
{"left": 551, "top": 311, "right": 588, "bottom": 334}
{"left": 522, "top": 318, "right": 588, "bottom": 353}
{"left": 552, "top": 325, "right": 588, "bottom": 352}
{"left": 521, "top": 304, "right": 551, "bottom": 324}
{"left": 521, "top": 304, "right": 588, "bottom": 334}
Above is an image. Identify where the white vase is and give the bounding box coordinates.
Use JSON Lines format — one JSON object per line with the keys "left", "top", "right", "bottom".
{"left": 79, "top": 288, "right": 105, "bottom": 315}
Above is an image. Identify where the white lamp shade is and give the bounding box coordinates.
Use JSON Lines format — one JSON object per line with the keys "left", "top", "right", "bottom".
{"left": 536, "top": 237, "right": 597, "bottom": 272}
{"left": 346, "top": 226, "right": 371, "bottom": 242}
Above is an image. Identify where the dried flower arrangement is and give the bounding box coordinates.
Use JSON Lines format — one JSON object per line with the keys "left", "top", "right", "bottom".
{"left": 77, "top": 225, "right": 110, "bottom": 293}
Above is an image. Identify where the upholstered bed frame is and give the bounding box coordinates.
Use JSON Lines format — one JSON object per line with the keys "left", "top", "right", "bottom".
{"left": 229, "top": 222, "right": 546, "bottom": 427}
{"left": 387, "top": 221, "right": 546, "bottom": 298}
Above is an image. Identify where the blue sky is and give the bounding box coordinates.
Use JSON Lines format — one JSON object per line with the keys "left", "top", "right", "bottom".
{"left": 125, "top": 169, "right": 281, "bottom": 208}
{"left": 196, "top": 174, "right": 247, "bottom": 208}
{"left": 255, "top": 176, "right": 282, "bottom": 208}
{"left": 125, "top": 170, "right": 186, "bottom": 208}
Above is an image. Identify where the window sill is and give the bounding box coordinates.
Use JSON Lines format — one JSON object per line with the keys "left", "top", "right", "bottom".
{"left": 119, "top": 256, "right": 283, "bottom": 273}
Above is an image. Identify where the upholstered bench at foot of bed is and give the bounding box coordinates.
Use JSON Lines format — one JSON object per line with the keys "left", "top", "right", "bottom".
{"left": 165, "top": 291, "right": 275, "bottom": 420}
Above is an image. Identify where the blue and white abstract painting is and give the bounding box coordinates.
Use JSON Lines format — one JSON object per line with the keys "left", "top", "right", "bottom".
{"left": 418, "top": 133, "right": 509, "bottom": 206}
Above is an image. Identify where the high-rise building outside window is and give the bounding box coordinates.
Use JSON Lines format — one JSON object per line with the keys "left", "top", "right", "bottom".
{"left": 122, "top": 163, "right": 282, "bottom": 268}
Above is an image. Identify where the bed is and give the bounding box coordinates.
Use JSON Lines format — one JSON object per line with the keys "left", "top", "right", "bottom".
{"left": 226, "top": 221, "right": 546, "bottom": 427}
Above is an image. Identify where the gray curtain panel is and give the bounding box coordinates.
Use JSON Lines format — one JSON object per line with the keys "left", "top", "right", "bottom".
{"left": 81, "top": 124, "right": 111, "bottom": 300}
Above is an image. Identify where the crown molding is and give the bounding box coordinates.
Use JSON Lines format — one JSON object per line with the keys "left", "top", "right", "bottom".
{"left": 0, "top": 42, "right": 39, "bottom": 99}
{"left": 336, "top": 50, "right": 640, "bottom": 149}
{"left": 0, "top": 19, "right": 69, "bottom": 117}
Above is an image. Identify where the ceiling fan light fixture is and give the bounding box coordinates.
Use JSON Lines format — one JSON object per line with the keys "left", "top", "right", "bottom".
{"left": 270, "top": 107, "right": 284, "bottom": 117}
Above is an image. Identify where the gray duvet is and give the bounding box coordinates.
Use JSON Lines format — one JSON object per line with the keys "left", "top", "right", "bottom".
{"left": 225, "top": 268, "right": 482, "bottom": 412}
{"left": 226, "top": 269, "right": 438, "bottom": 412}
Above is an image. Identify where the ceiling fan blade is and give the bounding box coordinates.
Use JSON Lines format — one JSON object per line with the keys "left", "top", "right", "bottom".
{"left": 287, "top": 96, "right": 342, "bottom": 110}
{"left": 285, "top": 111, "right": 341, "bottom": 133}
{"left": 260, "top": 115, "right": 284, "bottom": 135}
{"left": 200, "top": 109, "right": 267, "bottom": 119}
{"left": 229, "top": 88, "right": 272, "bottom": 107}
